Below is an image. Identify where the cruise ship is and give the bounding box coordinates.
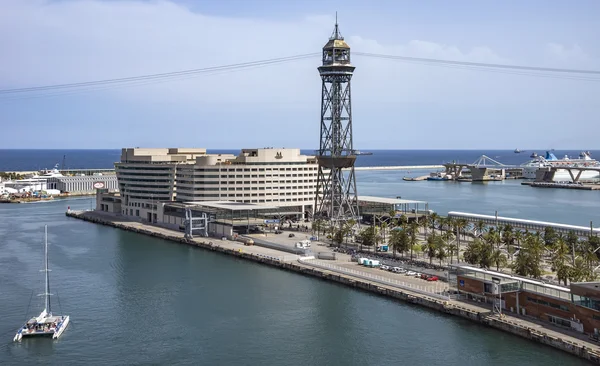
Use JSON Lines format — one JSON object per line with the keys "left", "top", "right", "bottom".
{"left": 521, "top": 151, "right": 600, "bottom": 181}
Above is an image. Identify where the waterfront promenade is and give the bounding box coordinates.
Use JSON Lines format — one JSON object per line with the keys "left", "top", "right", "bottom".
{"left": 66, "top": 209, "right": 600, "bottom": 363}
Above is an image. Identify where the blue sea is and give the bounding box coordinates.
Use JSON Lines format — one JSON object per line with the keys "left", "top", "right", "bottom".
{"left": 1, "top": 149, "right": 597, "bottom": 171}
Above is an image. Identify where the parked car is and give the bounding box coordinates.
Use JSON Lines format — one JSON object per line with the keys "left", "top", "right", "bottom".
{"left": 380, "top": 265, "right": 390, "bottom": 271}
{"left": 427, "top": 276, "right": 439, "bottom": 282}
{"left": 414, "top": 272, "right": 422, "bottom": 278}
{"left": 406, "top": 271, "right": 416, "bottom": 276}
{"left": 420, "top": 273, "right": 429, "bottom": 280}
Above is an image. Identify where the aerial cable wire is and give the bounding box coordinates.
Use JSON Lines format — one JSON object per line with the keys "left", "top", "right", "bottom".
{"left": 353, "top": 52, "right": 600, "bottom": 76}
{"left": 0, "top": 56, "right": 315, "bottom": 102}
{"left": 0, "top": 53, "right": 319, "bottom": 95}
{"left": 371, "top": 58, "right": 600, "bottom": 82}
{"left": 1, "top": 51, "right": 599, "bottom": 101}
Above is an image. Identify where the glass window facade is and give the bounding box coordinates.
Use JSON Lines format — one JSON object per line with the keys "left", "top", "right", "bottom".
{"left": 572, "top": 294, "right": 600, "bottom": 311}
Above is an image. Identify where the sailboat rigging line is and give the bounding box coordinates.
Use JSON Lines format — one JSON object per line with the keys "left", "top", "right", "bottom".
{"left": 23, "top": 290, "right": 34, "bottom": 323}
{"left": 44, "top": 225, "right": 52, "bottom": 315}
{"left": 56, "top": 292, "right": 63, "bottom": 316}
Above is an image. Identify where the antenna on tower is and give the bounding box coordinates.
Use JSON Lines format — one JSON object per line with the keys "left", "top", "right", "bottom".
{"left": 330, "top": 12, "right": 343, "bottom": 40}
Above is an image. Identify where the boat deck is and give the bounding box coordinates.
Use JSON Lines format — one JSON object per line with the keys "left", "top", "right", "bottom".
{"left": 21, "top": 315, "right": 67, "bottom": 337}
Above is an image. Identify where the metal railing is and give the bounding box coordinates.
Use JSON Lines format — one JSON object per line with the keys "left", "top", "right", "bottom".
{"left": 299, "top": 258, "right": 450, "bottom": 300}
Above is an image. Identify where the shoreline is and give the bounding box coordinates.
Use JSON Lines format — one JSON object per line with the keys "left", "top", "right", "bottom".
{"left": 66, "top": 210, "right": 600, "bottom": 364}
{"left": 0, "top": 192, "right": 95, "bottom": 204}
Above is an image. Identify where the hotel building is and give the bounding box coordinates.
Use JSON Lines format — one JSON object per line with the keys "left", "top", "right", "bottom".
{"left": 112, "top": 147, "right": 318, "bottom": 222}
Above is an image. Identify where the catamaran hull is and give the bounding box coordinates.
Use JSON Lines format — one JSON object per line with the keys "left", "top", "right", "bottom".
{"left": 53, "top": 316, "right": 70, "bottom": 339}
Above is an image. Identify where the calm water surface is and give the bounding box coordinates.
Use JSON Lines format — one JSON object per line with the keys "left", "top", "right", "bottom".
{"left": 0, "top": 197, "right": 591, "bottom": 365}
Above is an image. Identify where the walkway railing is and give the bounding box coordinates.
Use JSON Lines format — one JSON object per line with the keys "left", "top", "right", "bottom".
{"left": 299, "top": 258, "right": 450, "bottom": 300}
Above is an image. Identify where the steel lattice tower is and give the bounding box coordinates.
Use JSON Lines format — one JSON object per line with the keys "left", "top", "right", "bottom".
{"left": 313, "top": 19, "right": 359, "bottom": 225}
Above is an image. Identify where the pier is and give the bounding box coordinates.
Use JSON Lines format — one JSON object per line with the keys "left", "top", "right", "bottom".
{"left": 536, "top": 166, "right": 600, "bottom": 183}
{"left": 64, "top": 209, "right": 600, "bottom": 363}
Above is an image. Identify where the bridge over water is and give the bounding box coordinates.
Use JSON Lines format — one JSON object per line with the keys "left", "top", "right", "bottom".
{"left": 443, "top": 155, "right": 522, "bottom": 181}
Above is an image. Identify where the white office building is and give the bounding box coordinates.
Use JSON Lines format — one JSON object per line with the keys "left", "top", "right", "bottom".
{"left": 113, "top": 147, "right": 317, "bottom": 222}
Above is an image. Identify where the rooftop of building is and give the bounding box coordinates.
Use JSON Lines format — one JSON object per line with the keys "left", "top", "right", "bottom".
{"left": 448, "top": 211, "right": 600, "bottom": 235}
{"left": 357, "top": 196, "right": 428, "bottom": 205}
{"left": 451, "top": 263, "right": 570, "bottom": 292}
{"left": 117, "top": 147, "right": 314, "bottom": 165}
{"left": 182, "top": 201, "right": 280, "bottom": 211}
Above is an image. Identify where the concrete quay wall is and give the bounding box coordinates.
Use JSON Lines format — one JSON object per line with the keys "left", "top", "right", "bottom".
{"left": 65, "top": 210, "right": 600, "bottom": 364}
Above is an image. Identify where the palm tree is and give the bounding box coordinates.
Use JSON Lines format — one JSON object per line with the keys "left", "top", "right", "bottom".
{"left": 344, "top": 219, "right": 357, "bottom": 247}
{"left": 453, "top": 218, "right": 468, "bottom": 261}
{"left": 442, "top": 230, "right": 455, "bottom": 264}
{"left": 409, "top": 221, "right": 419, "bottom": 260}
{"left": 381, "top": 221, "right": 389, "bottom": 245}
{"left": 484, "top": 229, "right": 502, "bottom": 251}
{"left": 389, "top": 227, "right": 401, "bottom": 259}
{"left": 419, "top": 216, "right": 429, "bottom": 241}
{"left": 552, "top": 236, "right": 570, "bottom": 285}
{"left": 490, "top": 249, "right": 508, "bottom": 271}
{"left": 475, "top": 221, "right": 487, "bottom": 238}
{"left": 435, "top": 240, "right": 448, "bottom": 266}
{"left": 513, "top": 232, "right": 544, "bottom": 278}
{"left": 502, "top": 224, "right": 514, "bottom": 251}
{"left": 565, "top": 230, "right": 579, "bottom": 265}
{"left": 425, "top": 233, "right": 441, "bottom": 264}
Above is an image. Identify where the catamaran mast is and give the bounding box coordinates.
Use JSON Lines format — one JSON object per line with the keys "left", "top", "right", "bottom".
{"left": 44, "top": 225, "right": 51, "bottom": 315}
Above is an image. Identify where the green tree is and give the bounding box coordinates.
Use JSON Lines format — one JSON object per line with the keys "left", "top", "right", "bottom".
{"left": 543, "top": 227, "right": 558, "bottom": 250}
{"left": 442, "top": 230, "right": 455, "bottom": 263}
{"left": 419, "top": 216, "right": 429, "bottom": 241}
{"left": 475, "top": 221, "right": 487, "bottom": 238}
{"left": 484, "top": 229, "right": 502, "bottom": 251}
{"left": 463, "top": 238, "right": 492, "bottom": 269}
{"left": 512, "top": 233, "right": 544, "bottom": 278}
{"left": 429, "top": 212, "right": 439, "bottom": 235}
{"left": 380, "top": 221, "right": 389, "bottom": 244}
{"left": 358, "top": 226, "right": 379, "bottom": 248}
{"left": 408, "top": 221, "right": 419, "bottom": 260}
{"left": 490, "top": 249, "right": 507, "bottom": 271}
{"left": 435, "top": 240, "right": 448, "bottom": 266}
{"left": 565, "top": 230, "right": 579, "bottom": 265}
{"left": 389, "top": 227, "right": 410, "bottom": 258}
{"left": 462, "top": 239, "right": 481, "bottom": 266}
{"left": 425, "top": 232, "right": 443, "bottom": 264}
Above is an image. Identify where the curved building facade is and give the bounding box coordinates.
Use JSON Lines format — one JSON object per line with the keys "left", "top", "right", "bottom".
{"left": 114, "top": 147, "right": 317, "bottom": 221}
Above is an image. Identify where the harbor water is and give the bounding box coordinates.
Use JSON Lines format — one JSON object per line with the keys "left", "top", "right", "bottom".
{"left": 1, "top": 149, "right": 598, "bottom": 365}
{"left": 0, "top": 197, "right": 592, "bottom": 365}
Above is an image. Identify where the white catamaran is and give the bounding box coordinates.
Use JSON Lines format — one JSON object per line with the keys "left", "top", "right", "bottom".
{"left": 14, "top": 226, "right": 70, "bottom": 341}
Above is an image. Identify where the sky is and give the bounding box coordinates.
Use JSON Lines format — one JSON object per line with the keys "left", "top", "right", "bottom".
{"left": 0, "top": 0, "right": 599, "bottom": 149}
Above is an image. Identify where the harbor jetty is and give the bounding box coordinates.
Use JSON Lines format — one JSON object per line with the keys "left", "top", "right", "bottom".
{"left": 522, "top": 181, "right": 600, "bottom": 190}
{"left": 349, "top": 165, "right": 443, "bottom": 171}
{"left": 66, "top": 209, "right": 600, "bottom": 364}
